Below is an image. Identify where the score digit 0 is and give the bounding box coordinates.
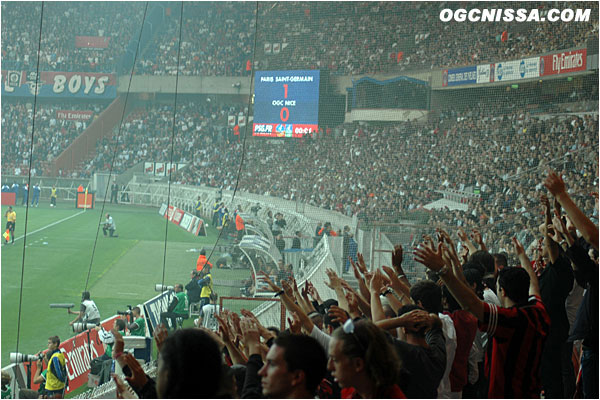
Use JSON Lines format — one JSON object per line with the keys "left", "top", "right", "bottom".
{"left": 280, "top": 83, "right": 289, "bottom": 122}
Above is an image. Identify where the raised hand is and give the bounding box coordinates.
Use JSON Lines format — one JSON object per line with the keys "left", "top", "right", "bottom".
{"left": 350, "top": 258, "right": 363, "bottom": 281}
{"left": 345, "top": 291, "right": 359, "bottom": 316}
{"left": 391, "top": 244, "right": 404, "bottom": 273}
{"left": 369, "top": 269, "right": 385, "bottom": 294}
{"left": 325, "top": 268, "right": 342, "bottom": 289}
{"left": 281, "top": 279, "right": 295, "bottom": 299}
{"left": 356, "top": 252, "right": 368, "bottom": 274}
{"left": 457, "top": 227, "right": 468, "bottom": 243}
{"left": 381, "top": 265, "right": 404, "bottom": 293}
{"left": 215, "top": 313, "right": 234, "bottom": 344}
{"left": 512, "top": 236, "right": 527, "bottom": 259}
{"left": 240, "top": 317, "right": 261, "bottom": 346}
{"left": 152, "top": 324, "right": 168, "bottom": 353}
{"left": 328, "top": 305, "right": 350, "bottom": 325}
{"left": 119, "top": 353, "right": 148, "bottom": 390}
{"left": 414, "top": 242, "right": 445, "bottom": 272}
{"left": 112, "top": 374, "right": 136, "bottom": 399}
{"left": 287, "top": 312, "right": 302, "bottom": 334}
{"left": 471, "top": 229, "right": 484, "bottom": 247}
{"left": 241, "top": 308, "right": 274, "bottom": 340}
{"left": 544, "top": 169, "right": 567, "bottom": 197}
{"left": 258, "top": 270, "right": 282, "bottom": 292}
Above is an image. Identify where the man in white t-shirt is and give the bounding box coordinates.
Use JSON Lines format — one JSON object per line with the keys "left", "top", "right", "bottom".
{"left": 69, "top": 291, "right": 101, "bottom": 326}
{"left": 195, "top": 293, "right": 220, "bottom": 331}
{"left": 102, "top": 213, "right": 118, "bottom": 237}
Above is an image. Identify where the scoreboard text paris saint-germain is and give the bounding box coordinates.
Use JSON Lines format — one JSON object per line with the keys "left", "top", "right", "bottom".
{"left": 253, "top": 70, "right": 320, "bottom": 138}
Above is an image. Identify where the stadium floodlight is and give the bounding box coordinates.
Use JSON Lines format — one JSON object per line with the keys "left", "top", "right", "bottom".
{"left": 155, "top": 284, "right": 174, "bottom": 292}
{"left": 49, "top": 303, "right": 75, "bottom": 309}
{"left": 10, "top": 352, "right": 43, "bottom": 363}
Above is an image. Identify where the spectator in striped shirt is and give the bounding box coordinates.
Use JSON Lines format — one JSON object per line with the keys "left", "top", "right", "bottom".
{"left": 415, "top": 235, "right": 550, "bottom": 398}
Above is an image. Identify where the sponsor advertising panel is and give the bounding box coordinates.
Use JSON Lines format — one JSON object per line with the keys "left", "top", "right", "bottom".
{"left": 540, "top": 49, "right": 586, "bottom": 76}
{"left": 442, "top": 66, "right": 477, "bottom": 87}
{"left": 495, "top": 57, "right": 539, "bottom": 82}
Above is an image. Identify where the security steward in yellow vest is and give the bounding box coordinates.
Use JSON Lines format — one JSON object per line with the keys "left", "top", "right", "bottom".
{"left": 197, "top": 267, "right": 213, "bottom": 307}
{"left": 45, "top": 336, "right": 67, "bottom": 398}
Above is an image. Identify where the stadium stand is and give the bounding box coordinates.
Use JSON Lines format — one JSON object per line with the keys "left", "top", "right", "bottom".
{"left": 1, "top": 2, "right": 144, "bottom": 73}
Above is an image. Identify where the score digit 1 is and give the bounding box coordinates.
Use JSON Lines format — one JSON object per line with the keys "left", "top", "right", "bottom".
{"left": 280, "top": 84, "right": 289, "bottom": 122}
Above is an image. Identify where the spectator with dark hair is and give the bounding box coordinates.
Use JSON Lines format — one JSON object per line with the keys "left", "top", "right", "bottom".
{"left": 257, "top": 333, "right": 328, "bottom": 398}
{"left": 329, "top": 319, "right": 404, "bottom": 398}
{"left": 126, "top": 306, "right": 146, "bottom": 337}
{"left": 185, "top": 270, "right": 202, "bottom": 304}
{"left": 442, "top": 285, "right": 478, "bottom": 397}
{"left": 159, "top": 284, "right": 188, "bottom": 331}
{"left": 377, "top": 305, "right": 446, "bottom": 398}
{"left": 544, "top": 169, "right": 599, "bottom": 399}
{"left": 492, "top": 252, "right": 508, "bottom": 272}
{"left": 112, "top": 328, "right": 225, "bottom": 398}
{"left": 409, "top": 280, "right": 457, "bottom": 398}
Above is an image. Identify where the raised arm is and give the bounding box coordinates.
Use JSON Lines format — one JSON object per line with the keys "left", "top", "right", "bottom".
{"left": 458, "top": 227, "right": 478, "bottom": 255}
{"left": 512, "top": 237, "right": 540, "bottom": 298}
{"left": 369, "top": 269, "right": 387, "bottom": 323}
{"left": 545, "top": 169, "right": 598, "bottom": 251}
{"left": 415, "top": 242, "right": 484, "bottom": 321}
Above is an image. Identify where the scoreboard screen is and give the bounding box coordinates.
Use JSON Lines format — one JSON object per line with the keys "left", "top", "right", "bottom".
{"left": 253, "top": 70, "right": 320, "bottom": 138}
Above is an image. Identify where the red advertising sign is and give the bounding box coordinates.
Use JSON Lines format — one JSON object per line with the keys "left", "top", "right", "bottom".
{"left": 540, "top": 49, "right": 586, "bottom": 76}
{"left": 75, "top": 36, "right": 111, "bottom": 49}
{"left": 56, "top": 110, "right": 94, "bottom": 121}
{"left": 28, "top": 315, "right": 120, "bottom": 394}
{"left": 171, "top": 208, "right": 184, "bottom": 225}
{"left": 165, "top": 205, "right": 175, "bottom": 221}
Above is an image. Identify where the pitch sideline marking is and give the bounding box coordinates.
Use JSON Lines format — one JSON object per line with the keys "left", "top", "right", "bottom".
{"left": 11, "top": 210, "right": 86, "bottom": 243}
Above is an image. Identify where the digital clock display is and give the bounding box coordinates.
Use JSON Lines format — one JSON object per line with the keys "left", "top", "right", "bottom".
{"left": 253, "top": 70, "right": 320, "bottom": 138}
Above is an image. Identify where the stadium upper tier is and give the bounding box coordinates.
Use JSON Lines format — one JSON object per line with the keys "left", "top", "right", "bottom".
{"left": 1, "top": 2, "right": 597, "bottom": 76}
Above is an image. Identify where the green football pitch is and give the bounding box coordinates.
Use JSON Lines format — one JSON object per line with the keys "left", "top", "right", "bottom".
{"left": 0, "top": 201, "right": 246, "bottom": 368}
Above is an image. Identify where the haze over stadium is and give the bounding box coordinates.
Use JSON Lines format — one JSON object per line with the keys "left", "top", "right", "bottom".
{"left": 1, "top": 1, "right": 598, "bottom": 399}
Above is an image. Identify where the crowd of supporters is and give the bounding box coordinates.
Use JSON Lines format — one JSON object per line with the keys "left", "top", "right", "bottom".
{"left": 136, "top": 2, "right": 255, "bottom": 76}
{"left": 109, "top": 167, "right": 598, "bottom": 398}
{"left": 129, "top": 1, "right": 599, "bottom": 76}
{"left": 178, "top": 103, "right": 597, "bottom": 257}
{"left": 1, "top": 1, "right": 143, "bottom": 72}
{"left": 36, "top": 92, "right": 595, "bottom": 261}
{"left": 80, "top": 101, "right": 246, "bottom": 177}
{"left": 1, "top": 100, "right": 108, "bottom": 176}
{"left": 6, "top": 2, "right": 591, "bottom": 77}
